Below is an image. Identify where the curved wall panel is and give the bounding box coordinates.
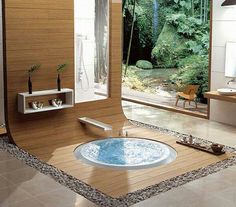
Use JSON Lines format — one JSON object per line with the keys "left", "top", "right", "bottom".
{"left": 0, "top": 2, "right": 4, "bottom": 125}
{"left": 2, "top": 0, "right": 125, "bottom": 151}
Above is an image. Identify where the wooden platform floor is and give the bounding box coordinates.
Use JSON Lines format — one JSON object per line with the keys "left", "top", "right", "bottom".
{"left": 22, "top": 121, "right": 231, "bottom": 198}
{"left": 0, "top": 127, "right": 6, "bottom": 135}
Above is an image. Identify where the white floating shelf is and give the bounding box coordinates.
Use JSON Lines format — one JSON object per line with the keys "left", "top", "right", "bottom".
{"left": 18, "top": 88, "right": 74, "bottom": 114}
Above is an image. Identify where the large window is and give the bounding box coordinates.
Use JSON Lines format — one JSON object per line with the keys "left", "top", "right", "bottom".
{"left": 74, "top": 0, "right": 109, "bottom": 103}
{"left": 122, "top": 0, "right": 210, "bottom": 116}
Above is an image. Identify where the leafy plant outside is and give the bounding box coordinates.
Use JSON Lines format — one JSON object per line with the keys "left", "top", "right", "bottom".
{"left": 123, "top": 0, "right": 210, "bottom": 102}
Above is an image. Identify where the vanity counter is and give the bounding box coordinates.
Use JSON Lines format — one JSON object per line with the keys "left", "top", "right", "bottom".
{"left": 204, "top": 91, "right": 236, "bottom": 103}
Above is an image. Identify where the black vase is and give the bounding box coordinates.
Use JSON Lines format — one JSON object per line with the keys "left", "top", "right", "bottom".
{"left": 28, "top": 76, "right": 32, "bottom": 94}
{"left": 57, "top": 74, "right": 61, "bottom": 91}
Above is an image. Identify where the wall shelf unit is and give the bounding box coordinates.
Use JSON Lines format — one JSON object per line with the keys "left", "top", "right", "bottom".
{"left": 204, "top": 91, "right": 236, "bottom": 103}
{"left": 18, "top": 88, "right": 74, "bottom": 114}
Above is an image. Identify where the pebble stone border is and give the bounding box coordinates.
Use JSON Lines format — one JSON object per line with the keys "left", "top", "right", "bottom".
{"left": 0, "top": 120, "right": 236, "bottom": 207}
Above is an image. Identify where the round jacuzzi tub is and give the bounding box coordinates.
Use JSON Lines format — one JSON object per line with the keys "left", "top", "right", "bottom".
{"left": 74, "top": 138, "right": 177, "bottom": 170}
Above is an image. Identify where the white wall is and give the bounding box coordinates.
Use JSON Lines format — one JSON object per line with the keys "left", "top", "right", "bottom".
{"left": 0, "top": 2, "right": 4, "bottom": 125}
{"left": 210, "top": 0, "right": 236, "bottom": 125}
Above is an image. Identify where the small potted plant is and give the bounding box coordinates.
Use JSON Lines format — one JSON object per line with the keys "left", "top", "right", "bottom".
{"left": 27, "top": 64, "right": 41, "bottom": 94}
{"left": 56, "top": 63, "right": 68, "bottom": 91}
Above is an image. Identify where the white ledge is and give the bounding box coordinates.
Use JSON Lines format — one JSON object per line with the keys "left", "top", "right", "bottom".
{"left": 78, "top": 117, "right": 112, "bottom": 131}
{"left": 18, "top": 88, "right": 74, "bottom": 114}
{"left": 18, "top": 88, "right": 73, "bottom": 97}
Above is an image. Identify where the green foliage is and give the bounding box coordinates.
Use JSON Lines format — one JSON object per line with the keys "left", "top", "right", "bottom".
{"left": 135, "top": 0, "right": 156, "bottom": 47}
{"left": 186, "top": 31, "right": 209, "bottom": 55}
{"left": 166, "top": 14, "right": 202, "bottom": 38}
{"left": 171, "top": 55, "right": 209, "bottom": 98}
{"left": 166, "top": 12, "right": 210, "bottom": 43}
{"left": 159, "top": 0, "right": 209, "bottom": 19}
{"left": 28, "top": 64, "right": 41, "bottom": 76}
{"left": 57, "top": 63, "right": 68, "bottom": 73}
{"left": 123, "top": 0, "right": 210, "bottom": 99}
{"left": 122, "top": 65, "right": 156, "bottom": 93}
{"left": 123, "top": 0, "right": 157, "bottom": 63}
{"left": 172, "top": 0, "right": 193, "bottom": 15}
{"left": 123, "top": 0, "right": 157, "bottom": 47}
{"left": 166, "top": 12, "right": 210, "bottom": 55}
{"left": 136, "top": 60, "right": 153, "bottom": 70}
{"left": 152, "top": 23, "right": 188, "bottom": 68}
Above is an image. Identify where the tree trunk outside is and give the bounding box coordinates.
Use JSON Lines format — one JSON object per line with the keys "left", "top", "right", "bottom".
{"left": 124, "top": 0, "right": 136, "bottom": 77}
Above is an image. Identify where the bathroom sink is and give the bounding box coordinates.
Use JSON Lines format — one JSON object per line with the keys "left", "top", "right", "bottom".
{"left": 217, "top": 88, "right": 236, "bottom": 96}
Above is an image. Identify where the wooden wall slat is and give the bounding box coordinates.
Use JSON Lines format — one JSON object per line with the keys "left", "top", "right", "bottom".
{"left": 4, "top": 0, "right": 125, "bottom": 147}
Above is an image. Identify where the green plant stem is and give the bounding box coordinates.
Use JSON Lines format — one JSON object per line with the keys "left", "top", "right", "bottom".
{"left": 122, "top": 0, "right": 127, "bottom": 11}
{"left": 124, "top": 0, "right": 136, "bottom": 77}
{"left": 191, "top": 0, "right": 194, "bottom": 16}
{"left": 200, "top": 0, "right": 203, "bottom": 23}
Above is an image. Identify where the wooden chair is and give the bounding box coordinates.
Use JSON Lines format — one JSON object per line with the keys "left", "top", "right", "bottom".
{"left": 175, "top": 85, "right": 200, "bottom": 108}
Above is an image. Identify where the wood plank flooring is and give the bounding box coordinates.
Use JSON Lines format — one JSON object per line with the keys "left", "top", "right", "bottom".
{"left": 23, "top": 120, "right": 232, "bottom": 198}
{"left": 0, "top": 127, "right": 6, "bottom": 135}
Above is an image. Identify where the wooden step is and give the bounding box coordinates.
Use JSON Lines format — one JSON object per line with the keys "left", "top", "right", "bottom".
{"left": 78, "top": 117, "right": 113, "bottom": 131}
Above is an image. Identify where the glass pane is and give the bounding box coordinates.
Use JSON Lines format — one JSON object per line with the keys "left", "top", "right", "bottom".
{"left": 122, "top": 0, "right": 210, "bottom": 117}
{"left": 74, "top": 0, "right": 109, "bottom": 103}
